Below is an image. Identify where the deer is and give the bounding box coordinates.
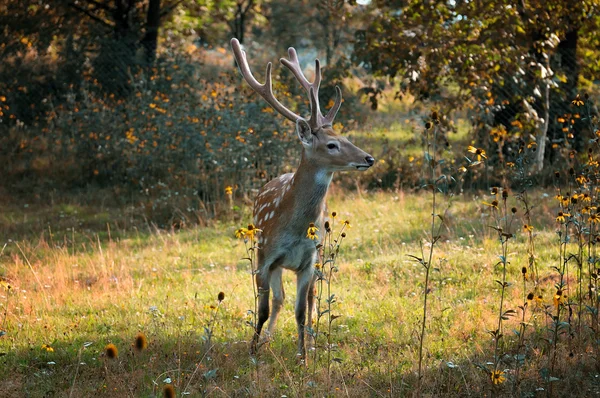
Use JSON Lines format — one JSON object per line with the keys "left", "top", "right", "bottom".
{"left": 230, "top": 38, "right": 375, "bottom": 359}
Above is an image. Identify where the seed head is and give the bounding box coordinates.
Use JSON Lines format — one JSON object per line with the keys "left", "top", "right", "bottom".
{"left": 105, "top": 343, "right": 118, "bottom": 359}
{"left": 502, "top": 189, "right": 508, "bottom": 198}
{"left": 511, "top": 207, "right": 517, "bottom": 214}
{"left": 341, "top": 232, "right": 346, "bottom": 238}
{"left": 554, "top": 171, "right": 560, "bottom": 179}
{"left": 134, "top": 333, "right": 148, "bottom": 351}
{"left": 521, "top": 267, "right": 527, "bottom": 275}
{"left": 218, "top": 291, "right": 225, "bottom": 302}
{"left": 163, "top": 384, "right": 175, "bottom": 398}
{"left": 527, "top": 292, "right": 534, "bottom": 300}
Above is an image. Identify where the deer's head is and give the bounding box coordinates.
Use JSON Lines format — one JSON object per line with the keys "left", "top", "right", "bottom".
{"left": 231, "top": 39, "right": 374, "bottom": 172}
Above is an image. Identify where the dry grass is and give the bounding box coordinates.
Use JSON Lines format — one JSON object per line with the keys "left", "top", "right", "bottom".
{"left": 1, "top": 190, "right": 599, "bottom": 397}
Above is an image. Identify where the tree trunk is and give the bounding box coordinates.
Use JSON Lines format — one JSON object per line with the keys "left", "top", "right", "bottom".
{"left": 142, "top": 0, "right": 161, "bottom": 64}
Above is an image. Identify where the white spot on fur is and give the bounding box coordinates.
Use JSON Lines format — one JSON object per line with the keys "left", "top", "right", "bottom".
{"left": 268, "top": 211, "right": 275, "bottom": 220}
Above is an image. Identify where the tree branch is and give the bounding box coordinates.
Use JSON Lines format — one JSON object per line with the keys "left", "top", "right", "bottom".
{"left": 80, "top": 0, "right": 114, "bottom": 12}
{"left": 160, "top": 0, "right": 185, "bottom": 18}
{"left": 242, "top": 0, "right": 254, "bottom": 15}
{"left": 69, "top": 3, "right": 115, "bottom": 27}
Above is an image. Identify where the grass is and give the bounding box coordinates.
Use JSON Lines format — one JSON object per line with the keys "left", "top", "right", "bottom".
{"left": 2, "top": 188, "right": 599, "bottom": 397}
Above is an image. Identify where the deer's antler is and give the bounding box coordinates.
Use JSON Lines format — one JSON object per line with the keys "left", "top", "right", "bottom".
{"left": 231, "top": 38, "right": 300, "bottom": 123}
{"left": 231, "top": 38, "right": 342, "bottom": 129}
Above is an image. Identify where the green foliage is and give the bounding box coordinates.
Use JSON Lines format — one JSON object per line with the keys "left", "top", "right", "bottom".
{"left": 0, "top": 53, "right": 298, "bottom": 220}
{"left": 353, "top": 0, "right": 600, "bottom": 172}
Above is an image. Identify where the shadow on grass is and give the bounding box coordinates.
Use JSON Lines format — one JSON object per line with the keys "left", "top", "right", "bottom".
{"left": 2, "top": 323, "right": 600, "bottom": 397}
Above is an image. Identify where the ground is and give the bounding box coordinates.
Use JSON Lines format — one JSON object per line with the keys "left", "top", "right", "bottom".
{"left": 1, "top": 188, "right": 599, "bottom": 397}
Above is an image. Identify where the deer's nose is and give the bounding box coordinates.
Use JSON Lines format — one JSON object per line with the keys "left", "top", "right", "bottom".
{"left": 365, "top": 156, "right": 375, "bottom": 166}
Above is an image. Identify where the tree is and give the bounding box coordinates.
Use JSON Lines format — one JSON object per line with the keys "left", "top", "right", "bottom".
{"left": 353, "top": 0, "right": 600, "bottom": 172}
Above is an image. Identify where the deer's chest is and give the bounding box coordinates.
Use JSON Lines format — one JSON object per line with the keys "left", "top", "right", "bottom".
{"left": 261, "top": 231, "right": 318, "bottom": 273}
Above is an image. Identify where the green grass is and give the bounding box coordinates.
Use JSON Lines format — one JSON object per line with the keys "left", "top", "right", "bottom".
{"left": 2, "top": 189, "right": 599, "bottom": 397}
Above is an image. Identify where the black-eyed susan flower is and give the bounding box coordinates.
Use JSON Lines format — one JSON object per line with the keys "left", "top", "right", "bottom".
{"left": 491, "top": 369, "right": 506, "bottom": 385}
{"left": 343, "top": 220, "right": 351, "bottom": 228}
{"left": 105, "top": 343, "right": 118, "bottom": 359}
{"left": 483, "top": 200, "right": 499, "bottom": 210}
{"left": 589, "top": 213, "right": 600, "bottom": 224}
{"left": 245, "top": 224, "right": 262, "bottom": 240}
{"left": 41, "top": 344, "right": 54, "bottom": 353}
{"left": 523, "top": 224, "right": 534, "bottom": 233}
{"left": 225, "top": 186, "right": 233, "bottom": 195}
{"left": 572, "top": 94, "right": 585, "bottom": 107}
{"left": 467, "top": 145, "right": 487, "bottom": 161}
{"left": 331, "top": 211, "right": 337, "bottom": 218}
{"left": 576, "top": 175, "right": 588, "bottom": 185}
{"left": 458, "top": 166, "right": 467, "bottom": 173}
{"left": 235, "top": 228, "right": 247, "bottom": 239}
{"left": 556, "top": 212, "right": 571, "bottom": 223}
{"left": 314, "top": 262, "right": 322, "bottom": 270}
{"left": 491, "top": 187, "right": 499, "bottom": 195}
{"left": 307, "top": 223, "right": 319, "bottom": 241}
{"left": 553, "top": 290, "right": 565, "bottom": 308}
{"left": 134, "top": 333, "right": 148, "bottom": 351}
{"left": 0, "top": 280, "right": 10, "bottom": 291}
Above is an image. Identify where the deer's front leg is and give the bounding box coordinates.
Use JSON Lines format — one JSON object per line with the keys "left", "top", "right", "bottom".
{"left": 295, "top": 265, "right": 314, "bottom": 359}
{"left": 251, "top": 270, "right": 271, "bottom": 355}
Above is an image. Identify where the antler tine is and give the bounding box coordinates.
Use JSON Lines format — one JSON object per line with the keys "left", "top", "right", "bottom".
{"left": 281, "top": 47, "right": 325, "bottom": 128}
{"left": 230, "top": 38, "right": 300, "bottom": 123}
{"left": 323, "top": 85, "right": 343, "bottom": 126}
{"left": 280, "top": 48, "right": 322, "bottom": 94}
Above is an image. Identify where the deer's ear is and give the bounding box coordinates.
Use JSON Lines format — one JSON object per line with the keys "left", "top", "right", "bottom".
{"left": 296, "top": 119, "right": 313, "bottom": 147}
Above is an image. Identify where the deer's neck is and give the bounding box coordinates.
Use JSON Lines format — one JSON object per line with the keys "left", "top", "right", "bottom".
{"left": 288, "top": 154, "right": 332, "bottom": 228}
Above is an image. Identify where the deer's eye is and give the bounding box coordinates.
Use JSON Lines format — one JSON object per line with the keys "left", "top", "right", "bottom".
{"left": 327, "top": 143, "right": 338, "bottom": 150}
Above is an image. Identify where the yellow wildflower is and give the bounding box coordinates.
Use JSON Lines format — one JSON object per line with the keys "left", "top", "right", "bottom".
{"left": 41, "top": 344, "right": 54, "bottom": 353}
{"left": 491, "top": 370, "right": 506, "bottom": 385}
{"left": 307, "top": 222, "right": 319, "bottom": 241}
{"left": 553, "top": 290, "right": 565, "bottom": 308}
{"left": 483, "top": 200, "right": 499, "bottom": 210}
{"left": 556, "top": 212, "right": 570, "bottom": 223}
{"left": 467, "top": 145, "right": 487, "bottom": 161}
{"left": 523, "top": 224, "right": 534, "bottom": 233}
{"left": 235, "top": 228, "right": 248, "bottom": 239}
{"left": 589, "top": 214, "right": 600, "bottom": 224}
{"left": 245, "top": 224, "right": 261, "bottom": 240}
{"left": 572, "top": 94, "right": 584, "bottom": 107}
{"left": 225, "top": 186, "right": 233, "bottom": 195}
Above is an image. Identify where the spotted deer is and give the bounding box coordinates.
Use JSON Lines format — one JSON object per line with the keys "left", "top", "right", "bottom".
{"left": 230, "top": 38, "right": 374, "bottom": 358}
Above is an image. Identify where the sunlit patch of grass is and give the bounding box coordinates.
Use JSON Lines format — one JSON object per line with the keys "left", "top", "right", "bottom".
{"left": 0, "top": 189, "right": 597, "bottom": 396}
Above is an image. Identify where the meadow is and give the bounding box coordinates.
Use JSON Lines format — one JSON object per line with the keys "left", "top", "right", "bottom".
{"left": 2, "top": 178, "right": 599, "bottom": 396}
